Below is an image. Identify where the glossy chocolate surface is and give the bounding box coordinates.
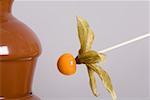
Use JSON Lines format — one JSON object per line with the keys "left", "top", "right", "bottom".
{"left": 0, "top": 0, "right": 41, "bottom": 99}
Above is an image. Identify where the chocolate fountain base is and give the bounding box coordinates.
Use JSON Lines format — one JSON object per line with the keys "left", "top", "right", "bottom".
{"left": 17, "top": 94, "right": 40, "bottom": 100}
{"left": 0, "top": 94, "right": 40, "bottom": 100}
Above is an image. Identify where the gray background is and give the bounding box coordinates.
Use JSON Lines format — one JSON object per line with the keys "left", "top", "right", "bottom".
{"left": 13, "top": 1, "right": 149, "bottom": 100}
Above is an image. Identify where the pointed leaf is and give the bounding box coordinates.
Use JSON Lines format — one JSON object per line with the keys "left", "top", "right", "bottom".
{"left": 87, "top": 64, "right": 117, "bottom": 100}
{"left": 77, "top": 16, "right": 94, "bottom": 53}
{"left": 87, "top": 66, "right": 99, "bottom": 97}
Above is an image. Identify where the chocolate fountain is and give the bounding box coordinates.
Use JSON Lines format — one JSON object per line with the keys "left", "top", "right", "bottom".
{"left": 0, "top": 0, "right": 41, "bottom": 99}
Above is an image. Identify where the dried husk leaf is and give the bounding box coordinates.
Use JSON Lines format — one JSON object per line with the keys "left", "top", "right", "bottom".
{"left": 76, "top": 16, "right": 117, "bottom": 100}
{"left": 87, "top": 64, "right": 117, "bottom": 100}
{"left": 87, "top": 66, "right": 99, "bottom": 97}
{"left": 78, "top": 50, "right": 101, "bottom": 64}
{"left": 77, "top": 16, "right": 94, "bottom": 53}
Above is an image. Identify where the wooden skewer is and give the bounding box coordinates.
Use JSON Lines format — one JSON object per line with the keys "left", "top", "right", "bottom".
{"left": 99, "top": 33, "right": 150, "bottom": 53}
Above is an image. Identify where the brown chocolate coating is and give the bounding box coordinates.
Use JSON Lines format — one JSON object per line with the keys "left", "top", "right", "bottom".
{"left": 0, "top": 0, "right": 41, "bottom": 99}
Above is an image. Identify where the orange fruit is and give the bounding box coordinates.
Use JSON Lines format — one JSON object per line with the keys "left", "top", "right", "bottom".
{"left": 57, "top": 53, "right": 76, "bottom": 75}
